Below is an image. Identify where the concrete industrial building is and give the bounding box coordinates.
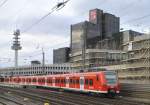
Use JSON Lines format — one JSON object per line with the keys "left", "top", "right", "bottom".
{"left": 70, "top": 9, "right": 120, "bottom": 69}
{"left": 71, "top": 49, "right": 124, "bottom": 70}
{"left": 71, "top": 9, "right": 120, "bottom": 53}
{"left": 119, "top": 33, "right": 150, "bottom": 83}
{"left": 99, "top": 33, "right": 150, "bottom": 84}
{"left": 102, "top": 13, "right": 120, "bottom": 38}
{"left": 70, "top": 30, "right": 142, "bottom": 70}
{"left": 95, "top": 30, "right": 143, "bottom": 50}
{"left": 53, "top": 47, "right": 70, "bottom": 64}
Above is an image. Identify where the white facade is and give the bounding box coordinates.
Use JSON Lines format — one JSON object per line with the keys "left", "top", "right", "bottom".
{"left": 0, "top": 63, "right": 76, "bottom": 77}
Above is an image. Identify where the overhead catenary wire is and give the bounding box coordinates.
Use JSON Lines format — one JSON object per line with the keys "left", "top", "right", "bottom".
{"left": 0, "top": 1, "right": 71, "bottom": 66}
{"left": 12, "top": 0, "right": 148, "bottom": 34}
{"left": 12, "top": 0, "right": 30, "bottom": 30}
{"left": 117, "top": 0, "right": 141, "bottom": 17}
{"left": 0, "top": 0, "right": 8, "bottom": 8}
{"left": 121, "top": 13, "right": 150, "bottom": 25}
{"left": 19, "top": 40, "right": 69, "bottom": 58}
{"left": 22, "top": 0, "right": 70, "bottom": 33}
{"left": 1, "top": 0, "right": 150, "bottom": 67}
{"left": 22, "top": 9, "right": 55, "bottom": 33}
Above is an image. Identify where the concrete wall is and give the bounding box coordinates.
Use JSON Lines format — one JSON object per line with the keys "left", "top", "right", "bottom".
{"left": 102, "top": 13, "right": 120, "bottom": 38}
{"left": 53, "top": 47, "right": 70, "bottom": 64}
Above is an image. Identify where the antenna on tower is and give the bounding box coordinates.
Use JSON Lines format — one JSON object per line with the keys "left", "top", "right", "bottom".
{"left": 11, "top": 29, "right": 22, "bottom": 68}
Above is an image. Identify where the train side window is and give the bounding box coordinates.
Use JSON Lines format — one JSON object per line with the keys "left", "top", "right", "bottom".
{"left": 58, "top": 79, "right": 60, "bottom": 83}
{"left": 70, "top": 79, "right": 72, "bottom": 84}
{"left": 22, "top": 79, "right": 25, "bottom": 82}
{"left": 64, "top": 79, "right": 66, "bottom": 84}
{"left": 61, "top": 79, "right": 63, "bottom": 83}
{"left": 32, "top": 78, "right": 36, "bottom": 82}
{"left": 73, "top": 79, "right": 75, "bottom": 84}
{"left": 18, "top": 78, "right": 21, "bottom": 82}
{"left": 47, "top": 79, "right": 52, "bottom": 83}
{"left": 89, "top": 79, "right": 93, "bottom": 86}
{"left": 42, "top": 79, "right": 45, "bottom": 83}
{"left": 76, "top": 79, "right": 79, "bottom": 84}
{"left": 55, "top": 79, "right": 58, "bottom": 83}
{"left": 56, "top": 79, "right": 59, "bottom": 83}
{"left": 38, "top": 79, "right": 41, "bottom": 83}
{"left": 96, "top": 75, "right": 99, "bottom": 81}
{"left": 29, "top": 78, "right": 31, "bottom": 83}
{"left": 85, "top": 79, "right": 88, "bottom": 85}
{"left": 50, "top": 79, "right": 52, "bottom": 83}
{"left": 47, "top": 79, "right": 49, "bottom": 83}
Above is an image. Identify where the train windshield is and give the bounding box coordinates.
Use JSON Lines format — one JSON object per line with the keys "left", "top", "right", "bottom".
{"left": 105, "top": 72, "right": 117, "bottom": 84}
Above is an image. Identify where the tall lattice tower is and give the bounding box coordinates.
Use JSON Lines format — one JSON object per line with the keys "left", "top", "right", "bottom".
{"left": 11, "top": 29, "right": 22, "bottom": 67}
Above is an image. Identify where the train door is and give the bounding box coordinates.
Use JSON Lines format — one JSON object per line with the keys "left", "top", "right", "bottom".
{"left": 52, "top": 77, "right": 55, "bottom": 87}
{"left": 66, "top": 76, "right": 69, "bottom": 88}
{"left": 80, "top": 77, "right": 84, "bottom": 90}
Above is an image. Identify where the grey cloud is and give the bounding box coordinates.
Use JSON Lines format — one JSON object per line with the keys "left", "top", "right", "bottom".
{"left": 68, "top": 0, "right": 150, "bottom": 28}
{"left": 17, "top": 15, "right": 73, "bottom": 36}
{"left": 0, "top": 0, "right": 150, "bottom": 67}
{"left": 1, "top": 0, "right": 150, "bottom": 35}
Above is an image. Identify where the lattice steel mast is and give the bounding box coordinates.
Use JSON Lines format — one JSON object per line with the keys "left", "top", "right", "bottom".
{"left": 11, "top": 29, "right": 22, "bottom": 67}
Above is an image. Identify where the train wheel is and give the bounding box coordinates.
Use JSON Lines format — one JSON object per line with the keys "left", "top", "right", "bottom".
{"left": 108, "top": 90, "right": 116, "bottom": 98}
{"left": 23, "top": 86, "right": 26, "bottom": 88}
{"left": 88, "top": 92, "right": 94, "bottom": 96}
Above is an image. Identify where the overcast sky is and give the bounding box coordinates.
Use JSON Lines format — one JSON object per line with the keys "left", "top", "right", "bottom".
{"left": 0, "top": 0, "right": 149, "bottom": 67}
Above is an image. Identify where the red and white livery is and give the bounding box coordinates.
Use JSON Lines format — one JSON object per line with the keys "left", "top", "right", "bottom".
{"left": 1, "top": 71, "right": 120, "bottom": 96}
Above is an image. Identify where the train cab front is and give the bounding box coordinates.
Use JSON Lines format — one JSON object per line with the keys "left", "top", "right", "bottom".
{"left": 102, "top": 71, "right": 120, "bottom": 97}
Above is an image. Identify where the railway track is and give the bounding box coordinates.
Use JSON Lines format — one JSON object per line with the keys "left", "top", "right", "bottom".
{"left": 26, "top": 88, "right": 148, "bottom": 105}
{"left": 0, "top": 95, "right": 24, "bottom": 105}
{"left": 0, "top": 87, "right": 87, "bottom": 105}
{"left": 0, "top": 87, "right": 44, "bottom": 105}
{"left": 121, "top": 83, "right": 150, "bottom": 99}
{"left": 0, "top": 102, "right": 7, "bottom": 105}
{"left": 0, "top": 86, "right": 149, "bottom": 105}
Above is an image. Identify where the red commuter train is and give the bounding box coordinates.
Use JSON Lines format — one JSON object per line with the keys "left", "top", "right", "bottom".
{"left": 1, "top": 71, "right": 120, "bottom": 97}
